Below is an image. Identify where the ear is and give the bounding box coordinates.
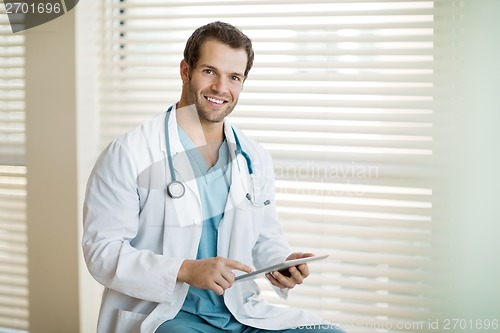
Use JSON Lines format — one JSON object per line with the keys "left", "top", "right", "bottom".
{"left": 180, "top": 59, "right": 190, "bottom": 84}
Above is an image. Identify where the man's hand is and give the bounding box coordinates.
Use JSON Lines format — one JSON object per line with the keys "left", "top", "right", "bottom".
{"left": 177, "top": 256, "right": 253, "bottom": 295}
{"left": 266, "top": 252, "right": 315, "bottom": 289}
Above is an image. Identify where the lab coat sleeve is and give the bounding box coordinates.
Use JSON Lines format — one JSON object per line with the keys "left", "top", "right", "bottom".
{"left": 82, "top": 140, "right": 182, "bottom": 304}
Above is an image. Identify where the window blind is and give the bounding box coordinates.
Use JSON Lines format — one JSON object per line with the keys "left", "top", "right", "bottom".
{"left": 0, "top": 4, "right": 29, "bottom": 332}
{"left": 98, "top": 1, "right": 435, "bottom": 332}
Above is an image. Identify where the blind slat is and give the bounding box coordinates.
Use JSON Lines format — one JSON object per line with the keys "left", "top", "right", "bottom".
{"left": 0, "top": 6, "right": 28, "bottom": 331}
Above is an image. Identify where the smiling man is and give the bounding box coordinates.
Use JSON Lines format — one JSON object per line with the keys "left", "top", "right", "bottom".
{"left": 180, "top": 38, "right": 245, "bottom": 122}
{"left": 176, "top": 36, "right": 248, "bottom": 168}
{"left": 83, "top": 22, "right": 345, "bottom": 333}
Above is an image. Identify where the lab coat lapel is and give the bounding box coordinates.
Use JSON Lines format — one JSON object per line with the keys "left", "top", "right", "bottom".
{"left": 217, "top": 121, "right": 252, "bottom": 259}
{"left": 161, "top": 105, "right": 202, "bottom": 227}
{"left": 223, "top": 120, "right": 249, "bottom": 214}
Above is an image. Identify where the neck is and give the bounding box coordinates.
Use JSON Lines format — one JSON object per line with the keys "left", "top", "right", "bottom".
{"left": 200, "top": 121, "right": 224, "bottom": 144}
{"left": 176, "top": 103, "right": 225, "bottom": 168}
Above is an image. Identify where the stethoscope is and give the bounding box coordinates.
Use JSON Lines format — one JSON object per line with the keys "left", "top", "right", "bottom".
{"left": 164, "top": 107, "right": 270, "bottom": 207}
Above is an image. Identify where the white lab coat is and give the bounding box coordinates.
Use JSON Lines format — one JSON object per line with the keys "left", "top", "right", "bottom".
{"left": 82, "top": 105, "right": 325, "bottom": 333}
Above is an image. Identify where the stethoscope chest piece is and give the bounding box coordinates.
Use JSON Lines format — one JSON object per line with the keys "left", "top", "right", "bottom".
{"left": 167, "top": 180, "right": 185, "bottom": 199}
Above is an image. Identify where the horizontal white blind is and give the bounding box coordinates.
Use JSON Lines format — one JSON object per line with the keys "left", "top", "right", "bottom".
{"left": 0, "top": 7, "right": 24, "bottom": 166}
{"left": 98, "top": 1, "right": 435, "bottom": 332}
{"left": 0, "top": 166, "right": 27, "bottom": 331}
{"left": 0, "top": 6, "right": 28, "bottom": 331}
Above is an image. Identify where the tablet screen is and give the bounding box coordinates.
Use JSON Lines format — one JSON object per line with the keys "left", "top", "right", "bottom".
{"left": 235, "top": 254, "right": 329, "bottom": 282}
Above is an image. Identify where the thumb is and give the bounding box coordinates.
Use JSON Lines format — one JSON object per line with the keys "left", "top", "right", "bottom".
{"left": 286, "top": 252, "right": 315, "bottom": 260}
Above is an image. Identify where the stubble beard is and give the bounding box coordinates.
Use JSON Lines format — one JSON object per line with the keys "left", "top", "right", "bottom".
{"left": 187, "top": 81, "right": 238, "bottom": 124}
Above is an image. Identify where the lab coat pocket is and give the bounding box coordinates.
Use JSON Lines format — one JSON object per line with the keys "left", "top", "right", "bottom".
{"left": 241, "top": 284, "right": 270, "bottom": 318}
{"left": 114, "top": 309, "right": 147, "bottom": 333}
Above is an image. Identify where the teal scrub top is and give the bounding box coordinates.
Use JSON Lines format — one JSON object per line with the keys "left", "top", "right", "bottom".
{"left": 176, "top": 126, "right": 241, "bottom": 330}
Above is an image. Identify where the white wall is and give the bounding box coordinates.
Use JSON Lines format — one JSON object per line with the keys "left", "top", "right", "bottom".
{"left": 24, "top": 2, "right": 101, "bottom": 332}
{"left": 25, "top": 10, "right": 80, "bottom": 332}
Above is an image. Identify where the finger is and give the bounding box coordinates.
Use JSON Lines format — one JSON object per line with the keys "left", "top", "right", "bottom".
{"left": 265, "top": 273, "right": 287, "bottom": 289}
{"left": 220, "top": 269, "right": 236, "bottom": 286}
{"left": 296, "top": 263, "right": 310, "bottom": 278}
{"left": 225, "top": 259, "right": 253, "bottom": 273}
{"left": 286, "top": 252, "right": 314, "bottom": 261}
{"left": 287, "top": 266, "right": 304, "bottom": 284}
{"left": 286, "top": 252, "right": 302, "bottom": 261}
{"left": 215, "top": 274, "right": 233, "bottom": 291}
{"left": 210, "top": 282, "right": 225, "bottom": 296}
{"left": 270, "top": 271, "right": 296, "bottom": 289}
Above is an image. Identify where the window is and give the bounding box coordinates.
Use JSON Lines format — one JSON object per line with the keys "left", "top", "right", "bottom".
{"left": 0, "top": 5, "right": 29, "bottom": 332}
{"left": 98, "top": 1, "right": 434, "bottom": 331}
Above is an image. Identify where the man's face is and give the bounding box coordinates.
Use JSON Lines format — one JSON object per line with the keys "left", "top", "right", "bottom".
{"left": 181, "top": 39, "right": 248, "bottom": 124}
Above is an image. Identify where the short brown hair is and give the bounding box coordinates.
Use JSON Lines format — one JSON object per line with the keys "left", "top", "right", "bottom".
{"left": 183, "top": 21, "right": 254, "bottom": 78}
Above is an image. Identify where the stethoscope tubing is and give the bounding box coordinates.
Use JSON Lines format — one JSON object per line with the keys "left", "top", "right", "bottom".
{"left": 163, "top": 106, "right": 269, "bottom": 206}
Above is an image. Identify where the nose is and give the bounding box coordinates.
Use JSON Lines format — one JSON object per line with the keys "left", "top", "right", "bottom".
{"left": 211, "top": 76, "right": 228, "bottom": 94}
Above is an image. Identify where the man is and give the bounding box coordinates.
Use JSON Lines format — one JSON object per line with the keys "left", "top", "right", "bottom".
{"left": 83, "top": 21, "right": 344, "bottom": 333}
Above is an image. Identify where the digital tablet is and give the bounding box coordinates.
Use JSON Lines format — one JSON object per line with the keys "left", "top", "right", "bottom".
{"left": 235, "top": 254, "right": 329, "bottom": 282}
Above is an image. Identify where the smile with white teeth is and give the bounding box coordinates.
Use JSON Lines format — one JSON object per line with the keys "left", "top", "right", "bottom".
{"left": 206, "top": 96, "right": 225, "bottom": 104}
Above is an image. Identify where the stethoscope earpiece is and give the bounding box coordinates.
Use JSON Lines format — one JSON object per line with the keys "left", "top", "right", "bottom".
{"left": 246, "top": 193, "right": 270, "bottom": 207}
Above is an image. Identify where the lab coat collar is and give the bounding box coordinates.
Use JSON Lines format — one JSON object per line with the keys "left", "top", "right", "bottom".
{"left": 163, "top": 103, "right": 239, "bottom": 156}
{"left": 159, "top": 103, "right": 182, "bottom": 154}
{"left": 161, "top": 103, "right": 249, "bottom": 225}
